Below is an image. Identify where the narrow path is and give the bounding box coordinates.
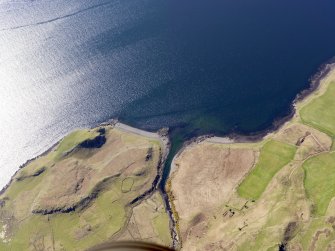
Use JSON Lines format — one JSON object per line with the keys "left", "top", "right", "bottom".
{"left": 310, "top": 133, "right": 327, "bottom": 151}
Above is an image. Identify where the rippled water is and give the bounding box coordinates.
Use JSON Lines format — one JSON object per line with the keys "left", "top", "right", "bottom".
{"left": 1, "top": 0, "right": 335, "bottom": 188}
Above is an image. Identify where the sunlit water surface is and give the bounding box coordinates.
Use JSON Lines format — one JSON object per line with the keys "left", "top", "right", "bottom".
{"left": 1, "top": 0, "right": 335, "bottom": 188}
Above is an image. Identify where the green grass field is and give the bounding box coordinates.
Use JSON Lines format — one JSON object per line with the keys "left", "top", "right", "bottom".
{"left": 303, "top": 152, "right": 335, "bottom": 216}
{"left": 300, "top": 82, "right": 335, "bottom": 137}
{"left": 237, "top": 140, "right": 296, "bottom": 200}
{"left": 55, "top": 129, "right": 99, "bottom": 159}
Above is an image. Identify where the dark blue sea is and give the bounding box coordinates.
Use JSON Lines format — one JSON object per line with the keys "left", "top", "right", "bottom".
{"left": 1, "top": 0, "right": 335, "bottom": 187}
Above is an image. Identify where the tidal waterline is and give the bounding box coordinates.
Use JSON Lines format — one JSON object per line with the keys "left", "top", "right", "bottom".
{"left": 1, "top": 0, "right": 335, "bottom": 188}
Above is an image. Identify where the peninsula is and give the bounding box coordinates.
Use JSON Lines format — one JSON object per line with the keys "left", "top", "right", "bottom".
{"left": 0, "top": 122, "right": 172, "bottom": 250}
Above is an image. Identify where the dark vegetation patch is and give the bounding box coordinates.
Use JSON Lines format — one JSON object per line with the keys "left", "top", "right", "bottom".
{"left": 78, "top": 127, "right": 107, "bottom": 149}
{"left": 278, "top": 221, "right": 297, "bottom": 251}
{"left": 129, "top": 150, "right": 163, "bottom": 206}
{"left": 80, "top": 135, "right": 106, "bottom": 149}
{"left": 278, "top": 243, "right": 286, "bottom": 251}
{"left": 327, "top": 216, "right": 335, "bottom": 229}
{"left": 0, "top": 199, "right": 7, "bottom": 208}
{"left": 190, "top": 213, "right": 206, "bottom": 226}
{"left": 295, "top": 132, "right": 311, "bottom": 146}
{"left": 130, "top": 175, "right": 160, "bottom": 205}
{"left": 327, "top": 216, "right": 335, "bottom": 224}
{"left": 96, "top": 127, "right": 106, "bottom": 135}
{"left": 146, "top": 147, "right": 153, "bottom": 161}
{"left": 16, "top": 166, "right": 46, "bottom": 181}
{"left": 283, "top": 221, "right": 298, "bottom": 243}
{"left": 135, "top": 170, "right": 147, "bottom": 177}
{"left": 74, "top": 177, "right": 85, "bottom": 193}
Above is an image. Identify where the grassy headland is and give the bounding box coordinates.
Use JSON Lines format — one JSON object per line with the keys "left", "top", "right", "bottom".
{"left": 0, "top": 124, "right": 172, "bottom": 250}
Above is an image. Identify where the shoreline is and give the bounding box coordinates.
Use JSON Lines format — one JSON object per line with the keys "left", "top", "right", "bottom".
{"left": 165, "top": 60, "right": 335, "bottom": 249}
{"left": 180, "top": 59, "right": 335, "bottom": 147}
{"left": 212, "top": 58, "right": 335, "bottom": 144}
{"left": 2, "top": 59, "right": 334, "bottom": 195}
{"left": 1, "top": 59, "right": 335, "bottom": 249}
{"left": 0, "top": 119, "right": 170, "bottom": 195}
{"left": 167, "top": 60, "right": 335, "bottom": 183}
{"left": 166, "top": 59, "right": 335, "bottom": 175}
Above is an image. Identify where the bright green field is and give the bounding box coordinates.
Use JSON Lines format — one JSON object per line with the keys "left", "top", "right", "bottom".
{"left": 303, "top": 152, "right": 335, "bottom": 216}
{"left": 238, "top": 140, "right": 296, "bottom": 200}
{"left": 300, "top": 82, "right": 335, "bottom": 137}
